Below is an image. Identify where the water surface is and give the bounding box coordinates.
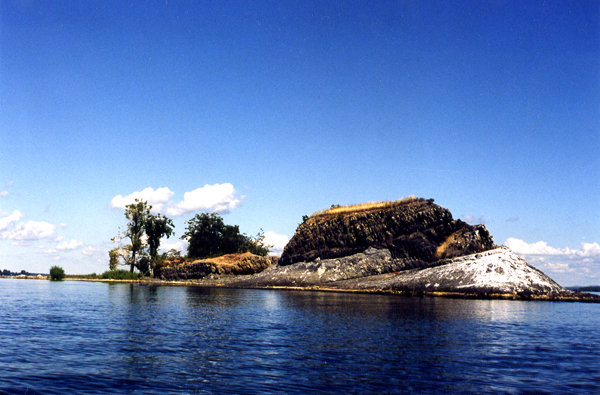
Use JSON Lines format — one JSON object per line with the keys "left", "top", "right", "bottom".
{"left": 0, "top": 279, "right": 598, "bottom": 393}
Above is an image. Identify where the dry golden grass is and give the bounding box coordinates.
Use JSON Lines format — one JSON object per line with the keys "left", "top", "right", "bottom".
{"left": 435, "top": 232, "right": 457, "bottom": 258}
{"left": 163, "top": 252, "right": 254, "bottom": 268}
{"left": 313, "top": 195, "right": 421, "bottom": 217}
{"left": 198, "top": 252, "right": 254, "bottom": 266}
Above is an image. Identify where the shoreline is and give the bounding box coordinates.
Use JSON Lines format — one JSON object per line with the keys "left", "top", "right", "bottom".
{"left": 62, "top": 276, "right": 600, "bottom": 303}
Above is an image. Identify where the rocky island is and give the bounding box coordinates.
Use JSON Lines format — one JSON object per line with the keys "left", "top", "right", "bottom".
{"left": 159, "top": 197, "right": 598, "bottom": 302}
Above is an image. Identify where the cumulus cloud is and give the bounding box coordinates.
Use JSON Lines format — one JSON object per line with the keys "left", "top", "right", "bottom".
{"left": 159, "top": 239, "right": 188, "bottom": 254}
{"left": 56, "top": 239, "right": 83, "bottom": 251}
{"left": 263, "top": 231, "right": 289, "bottom": 256}
{"left": 0, "top": 210, "right": 23, "bottom": 231}
{"left": 505, "top": 237, "right": 600, "bottom": 285}
{"left": 110, "top": 187, "right": 174, "bottom": 211}
{"left": 110, "top": 184, "right": 244, "bottom": 216}
{"left": 506, "top": 237, "right": 600, "bottom": 258}
{"left": 82, "top": 246, "right": 95, "bottom": 256}
{"left": 1, "top": 220, "right": 56, "bottom": 241}
{"left": 166, "top": 183, "right": 244, "bottom": 216}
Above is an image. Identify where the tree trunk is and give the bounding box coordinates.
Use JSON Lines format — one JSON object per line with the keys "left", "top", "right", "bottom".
{"left": 130, "top": 249, "right": 136, "bottom": 273}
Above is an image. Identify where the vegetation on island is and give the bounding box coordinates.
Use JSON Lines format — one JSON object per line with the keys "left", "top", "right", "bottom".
{"left": 49, "top": 266, "right": 65, "bottom": 281}
{"left": 183, "top": 213, "right": 270, "bottom": 259}
{"left": 110, "top": 199, "right": 174, "bottom": 277}
{"left": 108, "top": 199, "right": 271, "bottom": 278}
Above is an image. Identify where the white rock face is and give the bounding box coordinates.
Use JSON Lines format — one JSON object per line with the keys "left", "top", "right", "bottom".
{"left": 239, "top": 246, "right": 567, "bottom": 295}
{"left": 376, "top": 247, "right": 565, "bottom": 294}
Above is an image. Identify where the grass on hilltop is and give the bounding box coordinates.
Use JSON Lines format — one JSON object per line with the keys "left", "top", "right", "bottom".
{"left": 312, "top": 196, "right": 428, "bottom": 218}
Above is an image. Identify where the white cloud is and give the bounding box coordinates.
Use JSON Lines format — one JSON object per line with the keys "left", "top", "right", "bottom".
{"left": 263, "top": 231, "right": 289, "bottom": 256}
{"left": 546, "top": 262, "right": 574, "bottom": 274}
{"left": 0, "top": 191, "right": 8, "bottom": 197}
{"left": 0, "top": 210, "right": 23, "bottom": 231}
{"left": 1, "top": 220, "right": 56, "bottom": 241}
{"left": 110, "top": 187, "right": 174, "bottom": 212}
{"left": 505, "top": 238, "right": 600, "bottom": 258}
{"left": 56, "top": 239, "right": 83, "bottom": 251}
{"left": 579, "top": 242, "right": 600, "bottom": 257}
{"left": 82, "top": 246, "right": 95, "bottom": 256}
{"left": 505, "top": 237, "right": 600, "bottom": 285}
{"left": 505, "top": 237, "right": 566, "bottom": 255}
{"left": 159, "top": 239, "right": 188, "bottom": 254}
{"left": 5, "top": 180, "right": 14, "bottom": 187}
{"left": 110, "top": 184, "right": 244, "bottom": 216}
{"left": 166, "top": 183, "right": 244, "bottom": 216}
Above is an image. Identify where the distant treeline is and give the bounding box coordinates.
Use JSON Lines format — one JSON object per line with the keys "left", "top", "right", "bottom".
{"left": 1, "top": 269, "right": 46, "bottom": 276}
{"left": 571, "top": 286, "right": 600, "bottom": 292}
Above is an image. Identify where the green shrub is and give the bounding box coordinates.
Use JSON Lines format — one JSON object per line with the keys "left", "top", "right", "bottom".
{"left": 49, "top": 266, "right": 65, "bottom": 281}
{"left": 101, "top": 269, "right": 140, "bottom": 280}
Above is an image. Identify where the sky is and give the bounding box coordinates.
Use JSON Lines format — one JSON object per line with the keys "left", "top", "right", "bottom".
{"left": 1, "top": 1, "right": 598, "bottom": 286}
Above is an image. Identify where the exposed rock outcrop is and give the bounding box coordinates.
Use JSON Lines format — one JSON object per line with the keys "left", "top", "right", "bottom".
{"left": 279, "top": 197, "right": 495, "bottom": 267}
{"left": 158, "top": 253, "right": 277, "bottom": 281}
{"left": 232, "top": 248, "right": 595, "bottom": 301}
{"left": 331, "top": 247, "right": 566, "bottom": 295}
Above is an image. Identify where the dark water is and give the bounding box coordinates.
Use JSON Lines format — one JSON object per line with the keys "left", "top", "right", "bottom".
{"left": 0, "top": 279, "right": 598, "bottom": 394}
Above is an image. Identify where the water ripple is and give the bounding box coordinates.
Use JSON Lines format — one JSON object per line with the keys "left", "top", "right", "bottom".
{"left": 0, "top": 279, "right": 598, "bottom": 393}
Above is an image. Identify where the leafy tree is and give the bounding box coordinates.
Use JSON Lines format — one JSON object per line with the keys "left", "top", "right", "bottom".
{"left": 123, "top": 199, "right": 151, "bottom": 273}
{"left": 145, "top": 213, "right": 174, "bottom": 276}
{"left": 242, "top": 229, "right": 271, "bottom": 256}
{"left": 108, "top": 247, "right": 121, "bottom": 271}
{"left": 49, "top": 265, "right": 65, "bottom": 281}
{"left": 112, "top": 199, "right": 175, "bottom": 276}
{"left": 182, "top": 213, "right": 271, "bottom": 258}
{"left": 183, "top": 213, "right": 228, "bottom": 258}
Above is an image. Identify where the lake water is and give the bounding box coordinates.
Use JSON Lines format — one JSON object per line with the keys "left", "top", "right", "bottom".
{"left": 0, "top": 279, "right": 598, "bottom": 394}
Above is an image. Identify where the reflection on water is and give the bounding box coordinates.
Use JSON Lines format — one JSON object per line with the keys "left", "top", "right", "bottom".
{"left": 0, "top": 279, "right": 598, "bottom": 393}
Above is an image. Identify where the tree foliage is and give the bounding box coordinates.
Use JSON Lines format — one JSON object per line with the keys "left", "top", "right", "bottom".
{"left": 145, "top": 213, "right": 174, "bottom": 276}
{"left": 49, "top": 265, "right": 65, "bottom": 281}
{"left": 108, "top": 247, "right": 121, "bottom": 271}
{"left": 113, "top": 199, "right": 174, "bottom": 276}
{"left": 182, "top": 213, "right": 271, "bottom": 258}
{"left": 123, "top": 199, "right": 151, "bottom": 273}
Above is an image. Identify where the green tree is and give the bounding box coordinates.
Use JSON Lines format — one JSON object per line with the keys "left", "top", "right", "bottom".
{"left": 123, "top": 199, "right": 151, "bottom": 273}
{"left": 108, "top": 247, "right": 121, "bottom": 271}
{"left": 242, "top": 229, "right": 271, "bottom": 256}
{"left": 182, "top": 213, "right": 271, "bottom": 258}
{"left": 145, "top": 213, "right": 174, "bottom": 276}
{"left": 49, "top": 265, "right": 65, "bottom": 281}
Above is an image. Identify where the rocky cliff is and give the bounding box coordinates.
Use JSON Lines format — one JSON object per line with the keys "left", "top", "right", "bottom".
{"left": 158, "top": 253, "right": 277, "bottom": 281}
{"left": 280, "top": 197, "right": 495, "bottom": 268}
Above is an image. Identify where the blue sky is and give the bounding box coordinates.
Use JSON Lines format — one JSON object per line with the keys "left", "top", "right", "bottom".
{"left": 1, "top": 1, "right": 598, "bottom": 286}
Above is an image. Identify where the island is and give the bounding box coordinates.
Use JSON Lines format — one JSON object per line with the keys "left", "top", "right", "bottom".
{"left": 153, "top": 197, "right": 599, "bottom": 302}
